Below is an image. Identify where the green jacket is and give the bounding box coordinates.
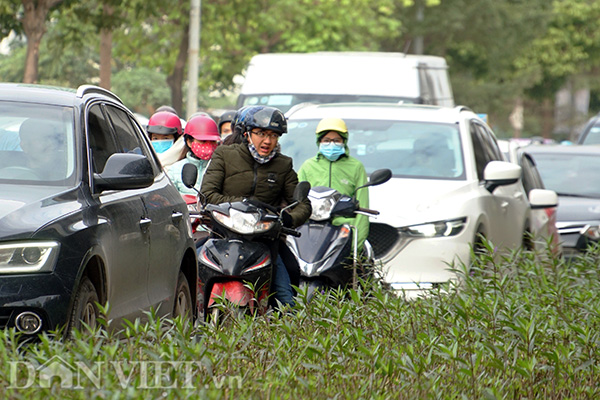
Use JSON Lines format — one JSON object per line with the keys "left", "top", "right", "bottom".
{"left": 165, "top": 151, "right": 209, "bottom": 195}
{"left": 298, "top": 153, "right": 369, "bottom": 251}
{"left": 200, "top": 143, "right": 311, "bottom": 228}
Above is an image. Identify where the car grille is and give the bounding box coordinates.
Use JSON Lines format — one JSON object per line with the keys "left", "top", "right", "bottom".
{"left": 556, "top": 221, "right": 586, "bottom": 235}
{"left": 0, "top": 309, "right": 13, "bottom": 329}
{"left": 368, "top": 223, "right": 400, "bottom": 259}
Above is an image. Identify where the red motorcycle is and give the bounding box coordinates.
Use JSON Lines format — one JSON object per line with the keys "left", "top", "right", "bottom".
{"left": 181, "top": 163, "right": 309, "bottom": 321}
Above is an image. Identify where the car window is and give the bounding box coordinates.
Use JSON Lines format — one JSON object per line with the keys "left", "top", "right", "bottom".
{"left": 470, "top": 121, "right": 503, "bottom": 181}
{"left": 519, "top": 153, "right": 544, "bottom": 194}
{"left": 529, "top": 152, "right": 600, "bottom": 198}
{"left": 242, "top": 94, "right": 417, "bottom": 113}
{"left": 0, "top": 102, "right": 76, "bottom": 185}
{"left": 284, "top": 118, "right": 466, "bottom": 180}
{"left": 105, "top": 106, "right": 151, "bottom": 157}
{"left": 478, "top": 123, "right": 503, "bottom": 161}
{"left": 87, "top": 104, "right": 120, "bottom": 174}
{"left": 470, "top": 122, "right": 488, "bottom": 180}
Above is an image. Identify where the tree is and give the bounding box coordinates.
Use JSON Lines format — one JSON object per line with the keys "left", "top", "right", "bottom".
{"left": 0, "top": 0, "right": 72, "bottom": 83}
{"left": 113, "top": 0, "right": 190, "bottom": 115}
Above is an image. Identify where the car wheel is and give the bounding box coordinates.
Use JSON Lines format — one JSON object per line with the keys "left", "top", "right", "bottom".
{"left": 69, "top": 276, "right": 99, "bottom": 335}
{"left": 469, "top": 232, "right": 487, "bottom": 275}
{"left": 173, "top": 271, "right": 192, "bottom": 320}
{"left": 522, "top": 229, "right": 534, "bottom": 251}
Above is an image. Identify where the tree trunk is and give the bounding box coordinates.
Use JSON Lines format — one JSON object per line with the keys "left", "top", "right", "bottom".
{"left": 21, "top": 0, "right": 63, "bottom": 83}
{"left": 99, "top": 3, "right": 114, "bottom": 90}
{"left": 167, "top": 25, "right": 189, "bottom": 117}
{"left": 541, "top": 98, "right": 553, "bottom": 139}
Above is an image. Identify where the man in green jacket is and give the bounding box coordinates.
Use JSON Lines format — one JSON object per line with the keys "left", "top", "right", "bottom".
{"left": 201, "top": 106, "right": 311, "bottom": 308}
{"left": 298, "top": 117, "right": 370, "bottom": 252}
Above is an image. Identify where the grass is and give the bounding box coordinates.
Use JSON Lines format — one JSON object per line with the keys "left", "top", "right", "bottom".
{"left": 1, "top": 242, "right": 599, "bottom": 399}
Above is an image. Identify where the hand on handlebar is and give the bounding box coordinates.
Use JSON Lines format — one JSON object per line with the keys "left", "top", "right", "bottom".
{"left": 281, "top": 211, "right": 293, "bottom": 228}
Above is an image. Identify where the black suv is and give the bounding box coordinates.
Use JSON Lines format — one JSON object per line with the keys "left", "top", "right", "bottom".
{"left": 0, "top": 83, "right": 197, "bottom": 336}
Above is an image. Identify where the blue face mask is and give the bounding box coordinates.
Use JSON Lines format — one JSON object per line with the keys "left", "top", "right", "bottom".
{"left": 152, "top": 139, "right": 174, "bottom": 153}
{"left": 319, "top": 142, "right": 345, "bottom": 161}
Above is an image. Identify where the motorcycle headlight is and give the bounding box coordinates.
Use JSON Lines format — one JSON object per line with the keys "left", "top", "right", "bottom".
{"left": 0, "top": 241, "right": 60, "bottom": 274}
{"left": 310, "top": 196, "right": 338, "bottom": 221}
{"left": 399, "top": 217, "right": 467, "bottom": 238}
{"left": 212, "top": 209, "right": 274, "bottom": 235}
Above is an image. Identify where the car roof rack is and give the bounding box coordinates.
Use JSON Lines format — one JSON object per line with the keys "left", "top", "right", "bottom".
{"left": 76, "top": 85, "right": 123, "bottom": 104}
{"left": 454, "top": 105, "right": 472, "bottom": 113}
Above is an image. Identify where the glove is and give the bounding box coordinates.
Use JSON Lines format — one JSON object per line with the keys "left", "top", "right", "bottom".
{"left": 281, "top": 211, "right": 294, "bottom": 228}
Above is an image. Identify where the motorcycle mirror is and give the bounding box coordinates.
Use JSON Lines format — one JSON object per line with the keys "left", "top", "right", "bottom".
{"left": 369, "top": 168, "right": 392, "bottom": 186}
{"left": 353, "top": 168, "right": 392, "bottom": 195}
{"left": 182, "top": 163, "right": 198, "bottom": 188}
{"left": 294, "top": 181, "right": 311, "bottom": 202}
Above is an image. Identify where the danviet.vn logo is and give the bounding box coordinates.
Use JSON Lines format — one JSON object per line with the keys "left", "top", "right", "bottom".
{"left": 9, "top": 356, "right": 242, "bottom": 390}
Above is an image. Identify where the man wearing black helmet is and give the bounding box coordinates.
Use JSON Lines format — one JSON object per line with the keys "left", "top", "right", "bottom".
{"left": 201, "top": 106, "right": 311, "bottom": 309}
{"left": 217, "top": 110, "right": 236, "bottom": 140}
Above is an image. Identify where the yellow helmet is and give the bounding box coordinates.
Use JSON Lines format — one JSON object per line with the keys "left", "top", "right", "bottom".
{"left": 316, "top": 117, "right": 348, "bottom": 140}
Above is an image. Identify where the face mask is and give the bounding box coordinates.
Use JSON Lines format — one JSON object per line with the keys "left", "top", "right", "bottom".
{"left": 151, "top": 139, "right": 174, "bottom": 153}
{"left": 190, "top": 141, "right": 218, "bottom": 160}
{"left": 319, "top": 142, "right": 345, "bottom": 161}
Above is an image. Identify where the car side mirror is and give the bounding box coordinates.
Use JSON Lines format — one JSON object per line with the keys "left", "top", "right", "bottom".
{"left": 529, "top": 189, "right": 558, "bottom": 209}
{"left": 94, "top": 153, "right": 154, "bottom": 192}
{"left": 483, "top": 161, "right": 521, "bottom": 193}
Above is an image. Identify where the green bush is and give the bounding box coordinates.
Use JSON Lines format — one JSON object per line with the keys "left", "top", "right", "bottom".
{"left": 1, "top": 243, "right": 599, "bottom": 399}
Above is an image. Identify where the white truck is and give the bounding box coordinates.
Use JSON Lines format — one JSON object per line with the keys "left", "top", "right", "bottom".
{"left": 236, "top": 52, "right": 454, "bottom": 113}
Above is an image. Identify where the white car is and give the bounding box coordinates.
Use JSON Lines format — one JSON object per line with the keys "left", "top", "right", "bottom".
{"left": 282, "top": 103, "right": 556, "bottom": 296}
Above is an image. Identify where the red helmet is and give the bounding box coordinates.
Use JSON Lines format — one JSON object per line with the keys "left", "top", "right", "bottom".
{"left": 147, "top": 111, "right": 182, "bottom": 137}
{"left": 185, "top": 115, "right": 220, "bottom": 141}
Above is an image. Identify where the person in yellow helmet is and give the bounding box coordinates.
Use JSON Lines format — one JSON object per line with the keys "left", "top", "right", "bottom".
{"left": 297, "top": 117, "right": 370, "bottom": 251}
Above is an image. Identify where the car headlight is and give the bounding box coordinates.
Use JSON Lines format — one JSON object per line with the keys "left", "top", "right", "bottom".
{"left": 212, "top": 209, "right": 274, "bottom": 235}
{"left": 581, "top": 225, "right": 600, "bottom": 241}
{"left": 0, "top": 241, "right": 60, "bottom": 274}
{"left": 399, "top": 217, "right": 467, "bottom": 238}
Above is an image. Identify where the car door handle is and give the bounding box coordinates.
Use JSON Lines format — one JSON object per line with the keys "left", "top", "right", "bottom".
{"left": 501, "top": 201, "right": 509, "bottom": 209}
{"left": 171, "top": 211, "right": 183, "bottom": 223}
{"left": 139, "top": 218, "right": 152, "bottom": 231}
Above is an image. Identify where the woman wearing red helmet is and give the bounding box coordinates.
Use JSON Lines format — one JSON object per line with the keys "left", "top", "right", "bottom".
{"left": 165, "top": 114, "right": 220, "bottom": 195}
{"left": 147, "top": 111, "right": 182, "bottom": 153}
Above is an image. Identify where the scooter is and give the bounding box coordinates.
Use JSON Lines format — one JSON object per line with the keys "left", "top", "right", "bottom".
{"left": 283, "top": 169, "right": 392, "bottom": 301}
{"left": 181, "top": 163, "right": 309, "bottom": 321}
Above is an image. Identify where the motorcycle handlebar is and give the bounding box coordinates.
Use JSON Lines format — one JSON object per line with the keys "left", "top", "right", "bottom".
{"left": 357, "top": 207, "right": 380, "bottom": 216}
{"left": 282, "top": 226, "right": 301, "bottom": 237}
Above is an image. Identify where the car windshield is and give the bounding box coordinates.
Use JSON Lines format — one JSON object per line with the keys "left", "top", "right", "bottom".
{"left": 241, "top": 94, "right": 417, "bottom": 113}
{"left": 282, "top": 118, "right": 465, "bottom": 180}
{"left": 0, "top": 102, "right": 77, "bottom": 186}
{"left": 528, "top": 152, "right": 600, "bottom": 198}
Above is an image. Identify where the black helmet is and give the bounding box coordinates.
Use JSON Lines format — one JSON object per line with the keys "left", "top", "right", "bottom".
{"left": 241, "top": 106, "right": 287, "bottom": 135}
{"left": 218, "top": 110, "right": 236, "bottom": 129}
